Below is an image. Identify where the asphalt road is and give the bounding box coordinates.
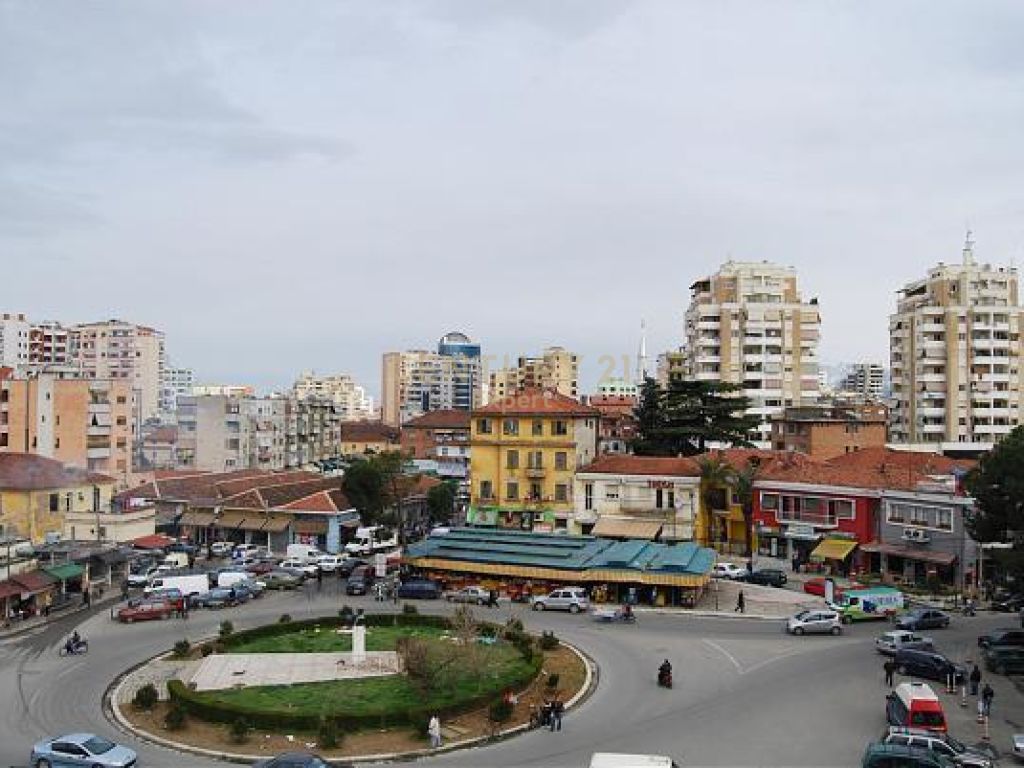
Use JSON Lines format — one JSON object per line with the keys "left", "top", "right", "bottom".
{"left": 1, "top": 582, "right": 1020, "bottom": 768}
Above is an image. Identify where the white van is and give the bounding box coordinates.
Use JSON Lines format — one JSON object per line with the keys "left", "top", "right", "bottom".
{"left": 344, "top": 526, "right": 398, "bottom": 556}
{"left": 144, "top": 574, "right": 210, "bottom": 599}
{"left": 286, "top": 543, "right": 321, "bottom": 563}
{"left": 590, "top": 754, "right": 678, "bottom": 768}
{"left": 161, "top": 552, "right": 190, "bottom": 570}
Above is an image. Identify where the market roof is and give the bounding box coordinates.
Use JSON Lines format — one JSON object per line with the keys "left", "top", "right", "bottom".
{"left": 0, "top": 453, "right": 114, "bottom": 491}
{"left": 474, "top": 388, "right": 600, "bottom": 418}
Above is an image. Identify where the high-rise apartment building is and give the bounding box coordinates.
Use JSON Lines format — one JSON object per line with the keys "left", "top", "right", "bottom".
{"left": 0, "top": 313, "right": 30, "bottom": 369}
{"left": 28, "top": 322, "right": 74, "bottom": 369}
{"left": 684, "top": 261, "right": 822, "bottom": 446}
{"left": 889, "top": 234, "right": 1023, "bottom": 447}
{"left": 486, "top": 346, "right": 579, "bottom": 402}
{"left": 160, "top": 363, "right": 194, "bottom": 415}
{"left": 381, "top": 332, "right": 482, "bottom": 427}
{"left": 293, "top": 372, "right": 374, "bottom": 421}
{"left": 0, "top": 369, "right": 134, "bottom": 487}
{"left": 838, "top": 362, "right": 886, "bottom": 400}
{"left": 73, "top": 320, "right": 165, "bottom": 422}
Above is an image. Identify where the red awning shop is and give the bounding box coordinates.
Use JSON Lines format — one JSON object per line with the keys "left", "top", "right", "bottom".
{"left": 7, "top": 570, "right": 59, "bottom": 619}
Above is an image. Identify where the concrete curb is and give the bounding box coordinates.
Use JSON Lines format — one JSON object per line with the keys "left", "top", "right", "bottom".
{"left": 633, "top": 607, "right": 790, "bottom": 622}
{"left": 107, "top": 636, "right": 598, "bottom": 765}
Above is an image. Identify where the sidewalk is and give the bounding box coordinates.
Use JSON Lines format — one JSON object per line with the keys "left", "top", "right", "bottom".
{"left": 0, "top": 590, "right": 119, "bottom": 640}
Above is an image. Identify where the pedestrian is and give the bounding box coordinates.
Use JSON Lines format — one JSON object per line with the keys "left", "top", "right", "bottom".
{"left": 550, "top": 699, "right": 563, "bottom": 732}
{"left": 428, "top": 714, "right": 442, "bottom": 749}
{"left": 182, "top": 598, "right": 190, "bottom": 620}
{"left": 884, "top": 659, "right": 895, "bottom": 687}
{"left": 316, "top": 568, "right": 323, "bottom": 590}
{"left": 969, "top": 663, "right": 982, "bottom": 696}
{"left": 735, "top": 590, "right": 745, "bottom": 614}
{"left": 488, "top": 589, "right": 499, "bottom": 608}
{"left": 120, "top": 579, "right": 129, "bottom": 600}
{"left": 981, "top": 683, "right": 994, "bottom": 717}
{"left": 746, "top": 558, "right": 754, "bottom": 576}
{"left": 82, "top": 588, "right": 91, "bottom": 608}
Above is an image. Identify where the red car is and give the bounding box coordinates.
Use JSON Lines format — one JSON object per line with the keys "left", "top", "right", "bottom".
{"left": 803, "top": 577, "right": 864, "bottom": 598}
{"left": 117, "top": 599, "right": 176, "bottom": 623}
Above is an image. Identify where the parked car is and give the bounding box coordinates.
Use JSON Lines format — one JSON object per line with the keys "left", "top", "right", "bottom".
{"left": 532, "top": 587, "right": 590, "bottom": 613}
{"left": 896, "top": 609, "right": 951, "bottom": 631}
{"left": 876, "top": 630, "right": 934, "bottom": 656}
{"left": 745, "top": 568, "right": 787, "bottom": 587}
{"left": 31, "top": 733, "right": 138, "bottom": 768}
{"left": 232, "top": 543, "right": 263, "bottom": 559}
{"left": 881, "top": 727, "right": 995, "bottom": 768}
{"left": 893, "top": 649, "right": 965, "bottom": 684}
{"left": 977, "top": 627, "right": 1024, "bottom": 649}
{"left": 786, "top": 608, "right": 842, "bottom": 636}
{"left": 193, "top": 587, "right": 241, "bottom": 609}
{"left": 231, "top": 579, "right": 265, "bottom": 601}
{"left": 885, "top": 682, "right": 948, "bottom": 733}
{"left": 126, "top": 563, "right": 159, "bottom": 587}
{"left": 144, "top": 587, "right": 187, "bottom": 611}
{"left": 446, "top": 585, "right": 491, "bottom": 605}
{"left": 396, "top": 580, "right": 442, "bottom": 600}
{"left": 167, "top": 541, "right": 197, "bottom": 555}
{"left": 254, "top": 752, "right": 336, "bottom": 768}
{"left": 245, "top": 560, "right": 277, "bottom": 576}
{"left": 316, "top": 554, "right": 346, "bottom": 574}
{"left": 1013, "top": 733, "right": 1024, "bottom": 762}
{"left": 803, "top": 577, "right": 864, "bottom": 598}
{"left": 989, "top": 593, "right": 1024, "bottom": 612}
{"left": 337, "top": 557, "right": 367, "bottom": 577}
{"left": 712, "top": 562, "right": 748, "bottom": 580}
{"left": 983, "top": 645, "right": 1024, "bottom": 675}
{"left": 279, "top": 558, "right": 319, "bottom": 578}
{"left": 262, "top": 570, "right": 302, "bottom": 590}
{"left": 862, "top": 742, "right": 955, "bottom": 768}
{"left": 210, "top": 541, "right": 233, "bottom": 557}
{"left": 117, "top": 599, "right": 176, "bottom": 623}
{"left": 345, "top": 566, "right": 373, "bottom": 596}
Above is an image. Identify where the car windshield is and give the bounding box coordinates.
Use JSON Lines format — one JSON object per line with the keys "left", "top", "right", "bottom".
{"left": 83, "top": 736, "right": 115, "bottom": 754}
{"left": 794, "top": 611, "right": 812, "bottom": 620}
{"left": 910, "top": 711, "right": 945, "bottom": 728}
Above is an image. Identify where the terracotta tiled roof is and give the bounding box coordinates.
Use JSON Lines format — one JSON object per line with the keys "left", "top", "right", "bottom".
{"left": 214, "top": 470, "right": 316, "bottom": 499}
{"left": 122, "top": 469, "right": 321, "bottom": 505}
{"left": 328, "top": 489, "right": 354, "bottom": 511}
{"left": 0, "top": 453, "right": 114, "bottom": 491}
{"left": 339, "top": 421, "right": 401, "bottom": 443}
{"left": 396, "top": 473, "right": 442, "bottom": 500}
{"left": 474, "top": 388, "right": 600, "bottom": 417}
{"left": 402, "top": 410, "right": 471, "bottom": 430}
{"left": 258, "top": 478, "right": 345, "bottom": 510}
{"left": 696, "top": 448, "right": 782, "bottom": 472}
{"left": 278, "top": 490, "right": 340, "bottom": 512}
{"left": 579, "top": 455, "right": 701, "bottom": 477}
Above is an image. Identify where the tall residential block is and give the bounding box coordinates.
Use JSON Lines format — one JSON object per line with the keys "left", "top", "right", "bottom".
{"left": 73, "top": 320, "right": 165, "bottom": 422}
{"left": 889, "top": 234, "right": 1023, "bottom": 447}
{"left": 381, "top": 331, "right": 482, "bottom": 427}
{"left": 486, "top": 346, "right": 579, "bottom": 402}
{"left": 293, "top": 372, "right": 374, "bottom": 421}
{"left": 160, "top": 362, "right": 194, "bottom": 415}
{"left": 684, "top": 261, "right": 822, "bottom": 446}
{"left": 0, "top": 313, "right": 30, "bottom": 369}
{"left": 838, "top": 362, "right": 886, "bottom": 400}
{"left": 0, "top": 370, "right": 134, "bottom": 488}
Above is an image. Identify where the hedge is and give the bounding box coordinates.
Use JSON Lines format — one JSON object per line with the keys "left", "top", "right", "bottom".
{"left": 168, "top": 613, "right": 541, "bottom": 733}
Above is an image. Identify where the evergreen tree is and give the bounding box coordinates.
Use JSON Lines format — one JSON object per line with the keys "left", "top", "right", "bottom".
{"left": 633, "top": 379, "right": 758, "bottom": 456}
{"left": 632, "top": 377, "right": 669, "bottom": 456}
{"left": 964, "top": 426, "right": 1024, "bottom": 578}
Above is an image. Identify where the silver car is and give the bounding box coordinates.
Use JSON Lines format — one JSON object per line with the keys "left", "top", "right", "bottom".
{"left": 787, "top": 608, "right": 842, "bottom": 636}
{"left": 883, "top": 726, "right": 996, "bottom": 768}
{"left": 532, "top": 587, "right": 590, "bottom": 613}
{"left": 875, "top": 630, "right": 934, "bottom": 656}
{"left": 32, "top": 733, "right": 137, "bottom": 767}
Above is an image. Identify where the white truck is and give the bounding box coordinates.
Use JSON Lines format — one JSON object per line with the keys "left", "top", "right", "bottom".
{"left": 144, "top": 573, "right": 210, "bottom": 599}
{"left": 344, "top": 526, "right": 398, "bottom": 556}
{"left": 286, "top": 543, "right": 321, "bottom": 563}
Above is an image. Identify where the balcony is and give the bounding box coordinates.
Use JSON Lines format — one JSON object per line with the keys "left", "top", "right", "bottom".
{"left": 526, "top": 467, "right": 546, "bottom": 479}
{"left": 86, "top": 446, "right": 111, "bottom": 459}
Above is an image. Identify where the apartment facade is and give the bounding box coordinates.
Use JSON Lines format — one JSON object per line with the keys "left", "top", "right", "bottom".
{"left": 585, "top": 394, "right": 638, "bottom": 455}
{"left": 160, "top": 363, "right": 194, "bottom": 415}
{"left": 293, "top": 372, "right": 374, "bottom": 421}
{"left": 0, "top": 313, "right": 30, "bottom": 369}
{"left": 381, "top": 331, "right": 482, "bottom": 426}
{"left": 400, "top": 409, "right": 471, "bottom": 479}
{"left": 684, "top": 261, "right": 822, "bottom": 446}
{"left": 838, "top": 362, "right": 886, "bottom": 400}
{"left": 73, "top": 320, "right": 165, "bottom": 422}
{"left": 468, "top": 388, "right": 599, "bottom": 532}
{"left": 889, "top": 235, "right": 1023, "bottom": 449}
{"left": 487, "top": 346, "right": 579, "bottom": 401}
{"left": 0, "top": 370, "right": 134, "bottom": 487}
{"left": 770, "top": 404, "right": 887, "bottom": 460}
{"left": 285, "top": 398, "right": 343, "bottom": 468}
{"left": 176, "top": 394, "right": 249, "bottom": 472}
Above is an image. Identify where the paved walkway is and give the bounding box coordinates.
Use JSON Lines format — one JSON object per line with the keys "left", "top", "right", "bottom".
{"left": 189, "top": 651, "right": 401, "bottom": 691}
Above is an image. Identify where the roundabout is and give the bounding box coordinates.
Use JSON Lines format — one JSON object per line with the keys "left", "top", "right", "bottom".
{"left": 1, "top": 585, "right": 1020, "bottom": 767}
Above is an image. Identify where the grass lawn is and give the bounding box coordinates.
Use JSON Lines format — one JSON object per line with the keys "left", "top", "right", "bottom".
{"left": 198, "top": 641, "right": 532, "bottom": 718}
{"left": 225, "top": 625, "right": 446, "bottom": 654}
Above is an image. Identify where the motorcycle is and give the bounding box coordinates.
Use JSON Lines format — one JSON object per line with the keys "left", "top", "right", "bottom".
{"left": 592, "top": 606, "right": 637, "bottom": 624}
{"left": 59, "top": 639, "right": 88, "bottom": 657}
{"left": 962, "top": 602, "right": 977, "bottom": 617}
{"left": 657, "top": 668, "right": 672, "bottom": 689}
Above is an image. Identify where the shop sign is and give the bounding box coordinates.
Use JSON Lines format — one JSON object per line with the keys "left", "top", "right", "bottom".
{"left": 647, "top": 480, "right": 673, "bottom": 489}
{"left": 784, "top": 524, "right": 818, "bottom": 540}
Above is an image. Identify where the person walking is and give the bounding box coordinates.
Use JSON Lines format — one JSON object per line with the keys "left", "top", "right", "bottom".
{"left": 735, "top": 590, "right": 745, "bottom": 614}
{"left": 428, "top": 714, "right": 442, "bottom": 749}
{"left": 884, "top": 658, "right": 896, "bottom": 687}
{"left": 550, "top": 699, "right": 563, "bottom": 732}
{"left": 969, "top": 663, "right": 982, "bottom": 696}
{"left": 981, "top": 683, "right": 994, "bottom": 717}
{"left": 316, "top": 568, "right": 323, "bottom": 590}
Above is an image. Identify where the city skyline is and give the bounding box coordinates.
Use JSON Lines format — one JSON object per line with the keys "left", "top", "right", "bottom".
{"left": 5, "top": 2, "right": 1023, "bottom": 396}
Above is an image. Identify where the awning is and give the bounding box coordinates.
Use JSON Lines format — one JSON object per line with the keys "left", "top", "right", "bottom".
{"left": 293, "top": 519, "right": 328, "bottom": 535}
{"left": 810, "top": 538, "right": 858, "bottom": 562}
{"left": 860, "top": 542, "right": 956, "bottom": 566}
{"left": 0, "top": 581, "right": 21, "bottom": 600}
{"left": 233, "top": 514, "right": 291, "bottom": 533}
{"left": 180, "top": 511, "right": 217, "bottom": 527}
{"left": 591, "top": 518, "right": 663, "bottom": 540}
{"left": 11, "top": 570, "right": 58, "bottom": 594}
{"left": 132, "top": 534, "right": 175, "bottom": 550}
{"left": 43, "top": 563, "right": 85, "bottom": 581}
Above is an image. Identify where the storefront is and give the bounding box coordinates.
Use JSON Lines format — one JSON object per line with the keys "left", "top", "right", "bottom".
{"left": 43, "top": 562, "right": 85, "bottom": 598}
{"left": 859, "top": 542, "right": 957, "bottom": 587}
{"left": 7, "top": 570, "right": 58, "bottom": 620}
{"left": 809, "top": 536, "right": 858, "bottom": 577}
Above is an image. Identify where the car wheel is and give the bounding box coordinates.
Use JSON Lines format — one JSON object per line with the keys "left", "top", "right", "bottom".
{"left": 830, "top": 626, "right": 841, "bottom": 636}
{"left": 477, "top": 598, "right": 485, "bottom": 606}
{"left": 533, "top": 602, "right": 544, "bottom": 611}
{"left": 943, "top": 620, "right": 949, "bottom": 628}
{"left": 794, "top": 627, "right": 804, "bottom": 636}
{"left": 569, "top": 604, "right": 581, "bottom": 614}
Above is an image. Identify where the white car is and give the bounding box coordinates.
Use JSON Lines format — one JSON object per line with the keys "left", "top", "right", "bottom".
{"left": 875, "top": 630, "right": 934, "bottom": 656}
{"left": 316, "top": 554, "right": 345, "bottom": 573}
{"left": 279, "top": 558, "right": 319, "bottom": 578}
{"left": 787, "top": 608, "right": 842, "bottom": 636}
{"left": 712, "top": 562, "right": 748, "bottom": 580}
{"left": 210, "top": 541, "right": 233, "bottom": 557}
{"left": 532, "top": 587, "right": 589, "bottom": 613}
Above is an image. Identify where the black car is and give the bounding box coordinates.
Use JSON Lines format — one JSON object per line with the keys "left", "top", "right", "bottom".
{"left": 396, "top": 579, "right": 441, "bottom": 600}
{"left": 345, "top": 565, "right": 373, "bottom": 596}
{"left": 982, "top": 646, "right": 1024, "bottom": 675}
{"left": 255, "top": 752, "right": 350, "bottom": 768}
{"left": 745, "top": 568, "right": 787, "bottom": 588}
{"left": 338, "top": 558, "right": 367, "bottom": 578}
{"left": 990, "top": 594, "right": 1024, "bottom": 612}
{"left": 977, "top": 627, "right": 1024, "bottom": 649}
{"left": 894, "top": 648, "right": 965, "bottom": 684}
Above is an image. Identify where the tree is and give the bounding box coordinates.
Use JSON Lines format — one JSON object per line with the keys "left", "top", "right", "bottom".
{"left": 342, "top": 459, "right": 386, "bottom": 523}
{"left": 730, "top": 461, "right": 760, "bottom": 557}
{"left": 964, "top": 426, "right": 1024, "bottom": 578}
{"left": 632, "top": 378, "right": 670, "bottom": 456}
{"left": 427, "top": 481, "right": 457, "bottom": 524}
{"left": 697, "top": 455, "right": 733, "bottom": 547}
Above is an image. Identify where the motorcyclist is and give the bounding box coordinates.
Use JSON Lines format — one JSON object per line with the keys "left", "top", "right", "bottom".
{"left": 621, "top": 603, "right": 633, "bottom": 620}
{"left": 658, "top": 659, "right": 672, "bottom": 684}
{"left": 65, "top": 631, "right": 82, "bottom": 654}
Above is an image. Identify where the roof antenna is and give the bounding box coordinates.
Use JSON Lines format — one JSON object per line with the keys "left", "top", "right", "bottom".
{"left": 636, "top": 319, "right": 648, "bottom": 383}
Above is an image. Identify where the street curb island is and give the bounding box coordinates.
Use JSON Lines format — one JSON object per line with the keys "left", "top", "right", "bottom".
{"left": 106, "top": 636, "right": 597, "bottom": 765}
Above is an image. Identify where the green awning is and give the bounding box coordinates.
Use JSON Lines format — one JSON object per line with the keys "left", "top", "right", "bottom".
{"left": 43, "top": 563, "right": 85, "bottom": 581}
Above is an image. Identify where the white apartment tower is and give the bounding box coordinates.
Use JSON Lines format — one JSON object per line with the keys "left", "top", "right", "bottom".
{"left": 684, "top": 261, "right": 822, "bottom": 446}
{"left": 889, "top": 233, "right": 1023, "bottom": 448}
{"left": 74, "top": 320, "right": 165, "bottom": 422}
{"left": 293, "top": 372, "right": 374, "bottom": 421}
{"left": 839, "top": 362, "right": 886, "bottom": 400}
{"left": 0, "top": 313, "right": 30, "bottom": 369}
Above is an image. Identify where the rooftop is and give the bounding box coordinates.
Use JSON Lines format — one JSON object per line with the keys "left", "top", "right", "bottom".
{"left": 402, "top": 409, "right": 471, "bottom": 430}
{"left": 474, "top": 388, "right": 599, "bottom": 418}
{"left": 579, "top": 455, "right": 701, "bottom": 477}
{"left": 0, "top": 453, "right": 114, "bottom": 491}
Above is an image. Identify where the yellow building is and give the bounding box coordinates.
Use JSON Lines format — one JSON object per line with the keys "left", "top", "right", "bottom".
{"left": 0, "top": 453, "right": 115, "bottom": 544}
{"left": 338, "top": 421, "right": 401, "bottom": 456}
{"left": 468, "top": 388, "right": 598, "bottom": 532}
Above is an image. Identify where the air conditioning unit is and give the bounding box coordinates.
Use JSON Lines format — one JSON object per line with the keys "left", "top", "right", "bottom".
{"left": 902, "top": 527, "right": 930, "bottom": 543}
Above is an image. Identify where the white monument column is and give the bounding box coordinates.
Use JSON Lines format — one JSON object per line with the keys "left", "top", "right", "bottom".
{"left": 352, "top": 624, "right": 366, "bottom": 665}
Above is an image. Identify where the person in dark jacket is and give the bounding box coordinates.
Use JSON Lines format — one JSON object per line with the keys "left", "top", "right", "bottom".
{"left": 981, "top": 683, "right": 994, "bottom": 716}
{"left": 735, "top": 590, "right": 745, "bottom": 613}
{"left": 884, "top": 659, "right": 896, "bottom": 687}
{"left": 969, "top": 664, "right": 982, "bottom": 696}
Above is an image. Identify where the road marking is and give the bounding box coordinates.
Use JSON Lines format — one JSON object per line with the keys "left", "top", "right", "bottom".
{"left": 702, "top": 639, "right": 742, "bottom": 673}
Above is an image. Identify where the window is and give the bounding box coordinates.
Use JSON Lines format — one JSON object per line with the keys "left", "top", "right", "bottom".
{"left": 528, "top": 451, "right": 544, "bottom": 469}
{"left": 480, "top": 480, "right": 494, "bottom": 499}
{"left": 64, "top": 492, "right": 72, "bottom": 512}
{"left": 477, "top": 418, "right": 492, "bottom": 435}
{"left": 936, "top": 509, "right": 952, "bottom": 530}
{"left": 532, "top": 420, "right": 544, "bottom": 436}
{"left": 506, "top": 450, "right": 519, "bottom": 469}
{"left": 49, "top": 493, "right": 59, "bottom": 512}
{"left": 116, "top": 395, "right": 127, "bottom": 404}
{"left": 761, "top": 493, "right": 779, "bottom": 510}
{"left": 54, "top": 437, "right": 60, "bottom": 449}
{"left": 502, "top": 419, "right": 519, "bottom": 436}
{"left": 529, "top": 482, "right": 542, "bottom": 500}
{"left": 584, "top": 483, "right": 594, "bottom": 511}
{"left": 605, "top": 486, "right": 620, "bottom": 501}
{"left": 553, "top": 420, "right": 568, "bottom": 436}
{"left": 116, "top": 416, "right": 127, "bottom": 426}
{"left": 830, "top": 499, "right": 855, "bottom": 519}
{"left": 554, "top": 452, "right": 567, "bottom": 470}
{"left": 506, "top": 481, "right": 519, "bottom": 500}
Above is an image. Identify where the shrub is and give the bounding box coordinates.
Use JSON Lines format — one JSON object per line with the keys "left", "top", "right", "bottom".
{"left": 488, "top": 698, "right": 513, "bottom": 724}
{"left": 228, "top": 716, "right": 250, "bottom": 744}
{"left": 278, "top": 613, "right": 292, "bottom": 624}
{"left": 133, "top": 683, "right": 158, "bottom": 711}
{"left": 219, "top": 620, "right": 234, "bottom": 639}
{"left": 504, "top": 617, "right": 524, "bottom": 635}
{"left": 402, "top": 602, "right": 418, "bottom": 615}
{"left": 317, "top": 716, "right": 340, "bottom": 748}
{"left": 511, "top": 634, "right": 535, "bottom": 663}
{"left": 546, "top": 673, "right": 560, "bottom": 690}
{"left": 164, "top": 702, "right": 187, "bottom": 731}
{"left": 339, "top": 605, "right": 354, "bottom": 622}
{"left": 539, "top": 630, "right": 559, "bottom": 650}
{"left": 172, "top": 639, "right": 191, "bottom": 658}
{"left": 200, "top": 644, "right": 214, "bottom": 657}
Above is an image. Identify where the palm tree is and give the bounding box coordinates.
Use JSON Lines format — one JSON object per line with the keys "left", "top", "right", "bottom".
{"left": 697, "top": 455, "right": 734, "bottom": 548}
{"left": 730, "top": 460, "right": 759, "bottom": 557}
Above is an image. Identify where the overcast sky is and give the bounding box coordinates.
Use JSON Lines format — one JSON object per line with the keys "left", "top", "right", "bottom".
{"left": 4, "top": 1, "right": 1023, "bottom": 399}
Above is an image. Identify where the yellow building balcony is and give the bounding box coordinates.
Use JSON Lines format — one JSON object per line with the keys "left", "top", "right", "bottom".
{"left": 525, "top": 467, "right": 546, "bottom": 479}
